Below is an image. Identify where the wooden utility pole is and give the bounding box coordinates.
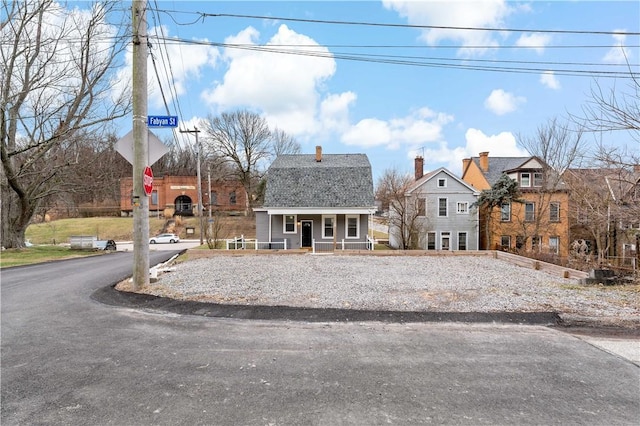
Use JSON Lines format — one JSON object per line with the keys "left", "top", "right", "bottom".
{"left": 132, "top": 0, "right": 149, "bottom": 290}
{"left": 179, "top": 127, "right": 203, "bottom": 245}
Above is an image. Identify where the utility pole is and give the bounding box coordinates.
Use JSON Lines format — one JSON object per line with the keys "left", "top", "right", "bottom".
{"left": 179, "top": 127, "right": 203, "bottom": 245}
{"left": 132, "top": 0, "right": 149, "bottom": 290}
{"left": 208, "top": 163, "right": 212, "bottom": 239}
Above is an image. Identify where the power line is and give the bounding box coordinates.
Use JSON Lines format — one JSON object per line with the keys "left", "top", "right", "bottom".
{"left": 149, "top": 35, "right": 639, "bottom": 79}
{"left": 183, "top": 11, "right": 640, "bottom": 37}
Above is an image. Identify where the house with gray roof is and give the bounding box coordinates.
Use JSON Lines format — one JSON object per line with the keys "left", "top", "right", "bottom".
{"left": 388, "top": 157, "right": 480, "bottom": 250}
{"left": 254, "top": 146, "right": 376, "bottom": 250}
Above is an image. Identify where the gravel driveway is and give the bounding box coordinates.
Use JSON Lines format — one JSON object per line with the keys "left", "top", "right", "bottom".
{"left": 119, "top": 254, "right": 639, "bottom": 328}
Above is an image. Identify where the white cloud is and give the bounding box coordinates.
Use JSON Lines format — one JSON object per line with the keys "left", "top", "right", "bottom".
{"left": 202, "top": 24, "right": 337, "bottom": 136}
{"left": 382, "top": 0, "right": 515, "bottom": 56}
{"left": 484, "top": 89, "right": 525, "bottom": 115}
{"left": 147, "top": 26, "right": 220, "bottom": 110}
{"left": 320, "top": 92, "right": 357, "bottom": 133}
{"left": 341, "top": 108, "right": 454, "bottom": 151}
{"left": 515, "top": 33, "right": 551, "bottom": 54}
{"left": 540, "top": 71, "right": 561, "bottom": 90}
{"left": 603, "top": 32, "right": 631, "bottom": 64}
{"left": 420, "top": 128, "right": 527, "bottom": 174}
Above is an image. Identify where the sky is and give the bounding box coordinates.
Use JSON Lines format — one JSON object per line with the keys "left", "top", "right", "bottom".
{"left": 113, "top": 0, "right": 639, "bottom": 182}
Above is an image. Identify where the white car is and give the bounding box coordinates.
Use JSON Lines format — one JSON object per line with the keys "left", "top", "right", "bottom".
{"left": 149, "top": 233, "right": 180, "bottom": 244}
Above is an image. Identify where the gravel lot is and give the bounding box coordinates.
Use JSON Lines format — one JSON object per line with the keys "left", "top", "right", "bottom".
{"left": 121, "top": 254, "right": 640, "bottom": 328}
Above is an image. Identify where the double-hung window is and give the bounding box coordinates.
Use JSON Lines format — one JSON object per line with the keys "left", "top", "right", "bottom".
{"left": 417, "top": 198, "right": 426, "bottom": 216}
{"left": 283, "top": 215, "right": 296, "bottom": 233}
{"left": 346, "top": 215, "right": 359, "bottom": 238}
{"left": 501, "top": 202, "right": 511, "bottom": 222}
{"left": 437, "top": 178, "right": 447, "bottom": 188}
{"left": 525, "top": 202, "right": 535, "bottom": 222}
{"left": 438, "top": 198, "right": 448, "bottom": 217}
{"left": 457, "top": 232, "right": 467, "bottom": 250}
{"left": 549, "top": 237, "right": 559, "bottom": 254}
{"left": 520, "top": 173, "right": 531, "bottom": 187}
{"left": 533, "top": 173, "right": 543, "bottom": 187}
{"left": 549, "top": 202, "right": 560, "bottom": 222}
{"left": 322, "top": 215, "right": 335, "bottom": 239}
{"left": 426, "top": 232, "right": 436, "bottom": 250}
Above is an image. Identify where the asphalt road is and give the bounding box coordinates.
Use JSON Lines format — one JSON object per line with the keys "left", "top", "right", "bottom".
{"left": 1, "top": 252, "right": 639, "bottom": 425}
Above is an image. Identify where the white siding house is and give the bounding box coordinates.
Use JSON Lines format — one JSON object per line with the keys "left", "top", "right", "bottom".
{"left": 389, "top": 159, "right": 480, "bottom": 250}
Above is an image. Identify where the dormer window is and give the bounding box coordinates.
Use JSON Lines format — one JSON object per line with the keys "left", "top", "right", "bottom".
{"left": 533, "top": 172, "right": 543, "bottom": 187}
{"left": 520, "top": 173, "right": 531, "bottom": 187}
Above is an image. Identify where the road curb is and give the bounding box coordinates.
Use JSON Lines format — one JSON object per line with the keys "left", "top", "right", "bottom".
{"left": 92, "top": 284, "right": 562, "bottom": 325}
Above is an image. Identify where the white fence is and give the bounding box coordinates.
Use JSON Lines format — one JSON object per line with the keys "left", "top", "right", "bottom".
{"left": 226, "top": 236, "right": 288, "bottom": 250}
{"left": 225, "top": 235, "right": 374, "bottom": 252}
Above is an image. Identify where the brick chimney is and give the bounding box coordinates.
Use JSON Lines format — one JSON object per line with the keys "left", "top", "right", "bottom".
{"left": 479, "top": 152, "right": 489, "bottom": 173}
{"left": 315, "top": 145, "right": 322, "bottom": 162}
{"left": 414, "top": 156, "right": 424, "bottom": 181}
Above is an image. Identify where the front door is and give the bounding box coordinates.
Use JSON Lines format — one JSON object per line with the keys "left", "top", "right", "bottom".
{"left": 441, "top": 232, "right": 450, "bottom": 250}
{"left": 301, "top": 220, "right": 313, "bottom": 248}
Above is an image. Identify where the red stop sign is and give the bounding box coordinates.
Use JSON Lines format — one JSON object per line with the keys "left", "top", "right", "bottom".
{"left": 143, "top": 166, "right": 153, "bottom": 196}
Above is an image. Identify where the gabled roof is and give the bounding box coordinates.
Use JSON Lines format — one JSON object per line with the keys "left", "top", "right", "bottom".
{"left": 406, "top": 167, "right": 480, "bottom": 195}
{"left": 263, "top": 153, "right": 375, "bottom": 208}
{"left": 471, "top": 156, "right": 529, "bottom": 186}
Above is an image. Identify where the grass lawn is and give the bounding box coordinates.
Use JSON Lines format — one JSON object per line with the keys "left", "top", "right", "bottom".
{"left": 0, "top": 245, "right": 104, "bottom": 268}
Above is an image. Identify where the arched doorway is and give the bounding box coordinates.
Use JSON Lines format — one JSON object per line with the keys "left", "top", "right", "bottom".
{"left": 174, "top": 195, "right": 193, "bottom": 216}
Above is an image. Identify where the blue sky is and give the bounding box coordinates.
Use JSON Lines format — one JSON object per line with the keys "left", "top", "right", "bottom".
{"left": 113, "top": 1, "right": 639, "bottom": 182}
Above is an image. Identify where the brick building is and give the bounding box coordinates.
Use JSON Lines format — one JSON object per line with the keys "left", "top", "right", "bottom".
{"left": 120, "top": 176, "right": 246, "bottom": 217}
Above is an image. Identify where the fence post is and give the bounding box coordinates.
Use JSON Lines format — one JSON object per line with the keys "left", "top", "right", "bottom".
{"left": 341, "top": 239, "right": 345, "bottom": 250}
{"left": 312, "top": 239, "right": 316, "bottom": 254}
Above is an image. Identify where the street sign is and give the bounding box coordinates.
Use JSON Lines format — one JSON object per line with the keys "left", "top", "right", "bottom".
{"left": 147, "top": 115, "right": 178, "bottom": 128}
{"left": 115, "top": 129, "right": 169, "bottom": 166}
{"left": 143, "top": 166, "right": 153, "bottom": 196}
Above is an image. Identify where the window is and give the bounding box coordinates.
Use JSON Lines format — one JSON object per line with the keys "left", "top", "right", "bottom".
{"left": 549, "top": 202, "right": 560, "bottom": 222}
{"left": 322, "top": 215, "right": 335, "bottom": 239}
{"left": 525, "top": 202, "right": 535, "bottom": 222}
{"left": 283, "top": 215, "right": 296, "bottom": 233}
{"left": 457, "top": 232, "right": 467, "bottom": 250}
{"left": 532, "top": 235, "right": 541, "bottom": 252}
{"left": 456, "top": 202, "right": 469, "bottom": 214}
{"left": 426, "top": 232, "right": 436, "bottom": 250}
{"left": 438, "top": 198, "right": 448, "bottom": 217}
{"left": 210, "top": 191, "right": 217, "bottom": 206}
{"left": 441, "top": 232, "right": 450, "bottom": 250}
{"left": 229, "top": 191, "right": 237, "bottom": 205}
{"left": 501, "top": 235, "right": 511, "bottom": 251}
{"left": 533, "top": 173, "right": 543, "bottom": 187}
{"left": 549, "top": 237, "right": 559, "bottom": 254}
{"left": 501, "top": 202, "right": 511, "bottom": 222}
{"left": 346, "top": 215, "right": 359, "bottom": 238}
{"left": 151, "top": 191, "right": 158, "bottom": 206}
{"left": 516, "top": 235, "right": 525, "bottom": 250}
{"left": 437, "top": 178, "right": 447, "bottom": 188}
{"left": 520, "top": 173, "right": 531, "bottom": 187}
{"left": 417, "top": 198, "right": 426, "bottom": 216}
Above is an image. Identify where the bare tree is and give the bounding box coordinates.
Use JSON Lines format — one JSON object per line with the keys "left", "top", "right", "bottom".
{"left": 376, "top": 168, "right": 429, "bottom": 249}
{"left": 201, "top": 110, "right": 272, "bottom": 214}
{"left": 516, "top": 118, "right": 585, "bottom": 250}
{"left": 1, "top": 0, "right": 129, "bottom": 248}
{"left": 474, "top": 173, "right": 524, "bottom": 250}
{"left": 271, "top": 127, "right": 301, "bottom": 157}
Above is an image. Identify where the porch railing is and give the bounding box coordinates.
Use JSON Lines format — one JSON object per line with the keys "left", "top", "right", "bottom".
{"left": 312, "top": 236, "right": 374, "bottom": 253}
{"left": 226, "top": 236, "right": 287, "bottom": 250}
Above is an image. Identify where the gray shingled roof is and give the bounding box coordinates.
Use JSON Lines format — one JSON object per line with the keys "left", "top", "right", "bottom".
{"left": 263, "top": 154, "right": 374, "bottom": 208}
{"left": 472, "top": 157, "right": 529, "bottom": 185}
